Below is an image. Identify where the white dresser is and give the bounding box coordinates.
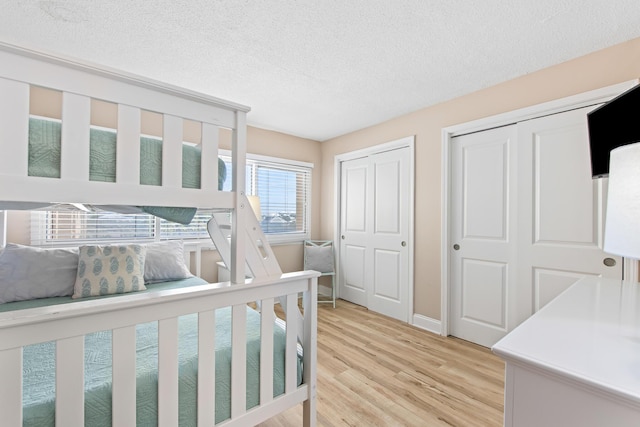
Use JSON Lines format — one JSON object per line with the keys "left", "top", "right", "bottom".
{"left": 492, "top": 277, "right": 640, "bottom": 427}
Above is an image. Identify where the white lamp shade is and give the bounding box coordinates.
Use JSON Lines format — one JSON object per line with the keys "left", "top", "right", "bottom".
{"left": 247, "top": 195, "right": 262, "bottom": 220}
{"left": 604, "top": 142, "right": 640, "bottom": 259}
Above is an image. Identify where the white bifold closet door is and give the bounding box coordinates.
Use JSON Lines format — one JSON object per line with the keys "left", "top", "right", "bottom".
{"left": 339, "top": 147, "right": 410, "bottom": 322}
{"left": 450, "top": 106, "right": 622, "bottom": 348}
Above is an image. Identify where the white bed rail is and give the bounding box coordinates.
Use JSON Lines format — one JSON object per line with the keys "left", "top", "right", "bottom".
{"left": 0, "top": 42, "right": 247, "bottom": 209}
{"left": 0, "top": 271, "right": 318, "bottom": 427}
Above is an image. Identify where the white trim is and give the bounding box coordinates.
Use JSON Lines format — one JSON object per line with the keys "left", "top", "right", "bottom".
{"left": 0, "top": 211, "right": 5, "bottom": 248}
{"left": 623, "top": 258, "right": 639, "bottom": 283}
{"left": 334, "top": 135, "right": 415, "bottom": 323}
{"left": 218, "top": 149, "right": 314, "bottom": 170}
{"left": 441, "top": 80, "right": 639, "bottom": 338}
{"left": 444, "top": 80, "right": 639, "bottom": 137}
{"left": 0, "top": 41, "right": 250, "bottom": 114}
{"left": 412, "top": 314, "right": 441, "bottom": 335}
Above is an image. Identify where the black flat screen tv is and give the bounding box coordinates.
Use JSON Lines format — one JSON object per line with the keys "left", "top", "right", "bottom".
{"left": 587, "top": 83, "right": 640, "bottom": 178}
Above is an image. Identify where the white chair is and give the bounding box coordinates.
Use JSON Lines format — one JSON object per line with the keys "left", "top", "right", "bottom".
{"left": 304, "top": 240, "right": 336, "bottom": 308}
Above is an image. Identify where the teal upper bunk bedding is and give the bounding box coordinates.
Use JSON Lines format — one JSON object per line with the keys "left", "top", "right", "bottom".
{"left": 4, "top": 277, "right": 302, "bottom": 426}
{"left": 27, "top": 118, "right": 227, "bottom": 225}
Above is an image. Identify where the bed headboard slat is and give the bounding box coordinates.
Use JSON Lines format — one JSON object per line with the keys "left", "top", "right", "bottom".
{"left": 116, "top": 104, "right": 142, "bottom": 185}
{"left": 201, "top": 122, "right": 220, "bottom": 192}
{"left": 162, "top": 114, "right": 184, "bottom": 188}
{"left": 60, "top": 92, "right": 91, "bottom": 181}
{"left": 197, "top": 310, "right": 216, "bottom": 425}
{"left": 158, "top": 317, "right": 180, "bottom": 426}
{"left": 112, "top": 326, "right": 137, "bottom": 425}
{"left": 0, "top": 347, "right": 22, "bottom": 425}
{"left": 56, "top": 336, "right": 85, "bottom": 426}
{"left": 0, "top": 79, "right": 29, "bottom": 177}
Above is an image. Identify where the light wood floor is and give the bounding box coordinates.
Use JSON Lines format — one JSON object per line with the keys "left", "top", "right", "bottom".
{"left": 259, "top": 299, "right": 505, "bottom": 427}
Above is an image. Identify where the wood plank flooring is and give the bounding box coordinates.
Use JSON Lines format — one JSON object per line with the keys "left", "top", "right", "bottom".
{"left": 259, "top": 300, "right": 505, "bottom": 427}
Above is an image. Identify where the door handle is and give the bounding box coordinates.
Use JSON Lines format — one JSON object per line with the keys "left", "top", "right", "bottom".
{"left": 603, "top": 257, "right": 616, "bottom": 267}
{"left": 401, "top": 241, "right": 406, "bottom": 247}
{"left": 453, "top": 244, "right": 460, "bottom": 251}
{"left": 341, "top": 235, "right": 345, "bottom": 240}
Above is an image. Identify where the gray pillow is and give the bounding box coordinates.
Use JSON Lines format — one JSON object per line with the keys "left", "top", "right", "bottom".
{"left": 0, "top": 243, "right": 78, "bottom": 304}
{"left": 305, "top": 245, "right": 334, "bottom": 274}
{"left": 143, "top": 240, "right": 193, "bottom": 283}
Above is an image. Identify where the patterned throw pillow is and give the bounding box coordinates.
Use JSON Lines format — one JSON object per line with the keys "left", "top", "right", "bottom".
{"left": 72, "top": 245, "right": 147, "bottom": 299}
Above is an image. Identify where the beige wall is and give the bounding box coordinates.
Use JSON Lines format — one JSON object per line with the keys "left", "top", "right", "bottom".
{"left": 320, "top": 37, "right": 640, "bottom": 320}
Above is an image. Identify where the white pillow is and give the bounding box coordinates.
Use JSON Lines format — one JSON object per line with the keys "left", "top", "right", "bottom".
{"left": 73, "top": 244, "right": 146, "bottom": 299}
{"left": 143, "top": 240, "right": 193, "bottom": 283}
{"left": 0, "top": 243, "right": 78, "bottom": 304}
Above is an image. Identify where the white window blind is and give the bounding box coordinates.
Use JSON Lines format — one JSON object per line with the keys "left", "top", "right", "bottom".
{"left": 30, "top": 155, "right": 312, "bottom": 246}
{"left": 247, "top": 157, "right": 311, "bottom": 241}
{"left": 158, "top": 210, "right": 218, "bottom": 240}
{"left": 31, "top": 209, "right": 156, "bottom": 246}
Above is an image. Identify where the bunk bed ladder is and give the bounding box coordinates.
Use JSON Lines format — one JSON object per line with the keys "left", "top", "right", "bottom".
{"left": 207, "top": 194, "right": 282, "bottom": 282}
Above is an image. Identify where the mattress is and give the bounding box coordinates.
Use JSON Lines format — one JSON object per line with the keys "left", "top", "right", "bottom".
{"left": 7, "top": 278, "right": 301, "bottom": 426}
{"left": 27, "top": 117, "right": 227, "bottom": 224}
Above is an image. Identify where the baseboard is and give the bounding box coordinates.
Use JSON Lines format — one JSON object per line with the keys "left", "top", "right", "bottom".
{"left": 318, "top": 283, "right": 332, "bottom": 298}
{"left": 412, "top": 313, "right": 442, "bottom": 335}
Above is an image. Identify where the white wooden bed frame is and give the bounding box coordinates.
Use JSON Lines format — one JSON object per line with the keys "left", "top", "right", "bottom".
{"left": 0, "top": 42, "right": 318, "bottom": 426}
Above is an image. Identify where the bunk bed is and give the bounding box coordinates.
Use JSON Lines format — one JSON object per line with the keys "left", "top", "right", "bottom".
{"left": 0, "top": 42, "right": 318, "bottom": 426}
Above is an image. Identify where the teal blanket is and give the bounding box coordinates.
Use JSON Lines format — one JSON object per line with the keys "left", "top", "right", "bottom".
{"left": 28, "top": 118, "right": 227, "bottom": 225}
{"left": 12, "top": 278, "right": 301, "bottom": 426}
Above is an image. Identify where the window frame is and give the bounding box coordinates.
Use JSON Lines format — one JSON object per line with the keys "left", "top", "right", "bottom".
{"left": 220, "top": 150, "right": 313, "bottom": 245}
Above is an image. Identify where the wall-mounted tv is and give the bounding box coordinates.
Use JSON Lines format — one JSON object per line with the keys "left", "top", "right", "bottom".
{"left": 588, "top": 83, "right": 640, "bottom": 178}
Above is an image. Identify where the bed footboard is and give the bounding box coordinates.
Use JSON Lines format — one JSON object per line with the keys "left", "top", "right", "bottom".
{"left": 0, "top": 271, "right": 318, "bottom": 427}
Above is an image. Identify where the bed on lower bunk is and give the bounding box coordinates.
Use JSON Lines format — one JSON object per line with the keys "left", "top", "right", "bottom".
{"left": 0, "top": 42, "right": 318, "bottom": 427}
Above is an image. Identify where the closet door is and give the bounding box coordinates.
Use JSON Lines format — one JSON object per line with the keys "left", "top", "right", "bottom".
{"left": 339, "top": 146, "right": 411, "bottom": 322}
{"left": 367, "top": 147, "right": 410, "bottom": 321}
{"left": 516, "top": 107, "right": 622, "bottom": 322}
{"left": 450, "top": 106, "right": 624, "bottom": 348}
{"left": 339, "top": 156, "right": 369, "bottom": 308}
{"left": 450, "top": 125, "right": 518, "bottom": 347}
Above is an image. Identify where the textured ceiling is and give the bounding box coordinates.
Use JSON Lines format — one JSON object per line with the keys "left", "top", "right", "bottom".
{"left": 1, "top": 1, "right": 640, "bottom": 141}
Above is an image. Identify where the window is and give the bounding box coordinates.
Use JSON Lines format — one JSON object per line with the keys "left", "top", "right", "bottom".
{"left": 244, "top": 154, "right": 312, "bottom": 243}
{"left": 30, "top": 153, "right": 312, "bottom": 246}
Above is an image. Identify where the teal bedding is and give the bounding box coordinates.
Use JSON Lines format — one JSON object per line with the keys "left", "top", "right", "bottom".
{"left": 28, "top": 118, "right": 227, "bottom": 225}
{"left": 7, "top": 278, "right": 301, "bottom": 426}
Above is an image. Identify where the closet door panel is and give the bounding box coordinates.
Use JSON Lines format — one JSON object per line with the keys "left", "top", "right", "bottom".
{"left": 368, "top": 148, "right": 410, "bottom": 321}
{"left": 533, "top": 268, "right": 597, "bottom": 312}
{"left": 339, "top": 157, "right": 369, "bottom": 307}
{"left": 517, "top": 107, "right": 622, "bottom": 321}
{"left": 533, "top": 124, "right": 596, "bottom": 245}
{"left": 450, "top": 125, "right": 518, "bottom": 348}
